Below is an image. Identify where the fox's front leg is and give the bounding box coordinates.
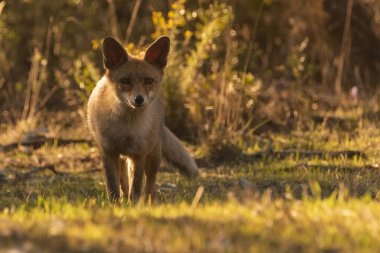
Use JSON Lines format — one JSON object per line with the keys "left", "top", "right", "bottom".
{"left": 119, "top": 158, "right": 129, "bottom": 199}
{"left": 127, "top": 157, "right": 145, "bottom": 203}
{"left": 101, "top": 150, "right": 121, "bottom": 202}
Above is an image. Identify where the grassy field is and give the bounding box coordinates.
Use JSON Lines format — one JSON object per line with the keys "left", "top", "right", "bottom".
{"left": 1, "top": 0, "right": 380, "bottom": 252}
{"left": 1, "top": 122, "right": 380, "bottom": 253}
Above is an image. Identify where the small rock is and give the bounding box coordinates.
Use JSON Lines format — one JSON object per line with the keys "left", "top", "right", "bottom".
{"left": 158, "top": 182, "right": 177, "bottom": 192}
{"left": 238, "top": 178, "right": 255, "bottom": 189}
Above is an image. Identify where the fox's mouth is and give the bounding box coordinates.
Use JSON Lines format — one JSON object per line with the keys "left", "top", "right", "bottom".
{"left": 128, "top": 101, "right": 146, "bottom": 109}
{"left": 133, "top": 104, "right": 145, "bottom": 109}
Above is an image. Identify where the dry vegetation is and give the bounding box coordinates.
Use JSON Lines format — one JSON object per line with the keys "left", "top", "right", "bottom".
{"left": 1, "top": 0, "right": 380, "bottom": 252}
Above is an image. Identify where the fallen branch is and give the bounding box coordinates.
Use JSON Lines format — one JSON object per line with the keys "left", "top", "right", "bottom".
{"left": 0, "top": 164, "right": 102, "bottom": 183}
{"left": 15, "top": 164, "right": 64, "bottom": 180}
{"left": 197, "top": 149, "right": 366, "bottom": 168}
{"left": 242, "top": 150, "right": 366, "bottom": 161}
{"left": 0, "top": 138, "right": 93, "bottom": 153}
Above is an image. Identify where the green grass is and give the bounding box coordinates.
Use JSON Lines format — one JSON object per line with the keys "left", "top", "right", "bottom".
{"left": 1, "top": 124, "right": 380, "bottom": 252}
{"left": 2, "top": 195, "right": 380, "bottom": 253}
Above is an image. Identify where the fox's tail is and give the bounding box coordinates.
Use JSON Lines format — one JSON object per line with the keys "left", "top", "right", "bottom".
{"left": 162, "top": 126, "right": 199, "bottom": 178}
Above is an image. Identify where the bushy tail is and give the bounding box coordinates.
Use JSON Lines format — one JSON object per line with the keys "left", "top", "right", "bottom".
{"left": 162, "top": 126, "right": 199, "bottom": 178}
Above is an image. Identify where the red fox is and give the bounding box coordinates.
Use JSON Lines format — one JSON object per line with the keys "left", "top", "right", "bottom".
{"left": 87, "top": 36, "right": 199, "bottom": 202}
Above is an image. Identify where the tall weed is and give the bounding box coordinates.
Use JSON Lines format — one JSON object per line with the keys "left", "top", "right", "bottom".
{"left": 152, "top": 0, "right": 258, "bottom": 147}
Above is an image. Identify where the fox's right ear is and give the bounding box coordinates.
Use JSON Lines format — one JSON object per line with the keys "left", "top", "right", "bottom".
{"left": 102, "top": 37, "right": 128, "bottom": 69}
{"left": 144, "top": 36, "right": 170, "bottom": 68}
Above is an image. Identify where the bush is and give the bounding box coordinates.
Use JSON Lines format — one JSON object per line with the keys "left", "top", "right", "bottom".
{"left": 0, "top": 0, "right": 379, "bottom": 144}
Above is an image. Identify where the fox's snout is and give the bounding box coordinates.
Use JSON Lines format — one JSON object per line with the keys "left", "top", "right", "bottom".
{"left": 133, "top": 95, "right": 144, "bottom": 107}
{"left": 126, "top": 93, "right": 149, "bottom": 108}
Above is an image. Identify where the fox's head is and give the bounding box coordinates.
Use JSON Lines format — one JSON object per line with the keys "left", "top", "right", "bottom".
{"left": 102, "top": 36, "right": 170, "bottom": 109}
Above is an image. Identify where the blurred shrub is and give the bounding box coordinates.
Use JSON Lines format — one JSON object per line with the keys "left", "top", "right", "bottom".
{"left": 0, "top": 0, "right": 379, "bottom": 141}
{"left": 0, "top": 0, "right": 110, "bottom": 124}
{"left": 151, "top": 0, "right": 259, "bottom": 146}
{"left": 235, "top": 0, "right": 380, "bottom": 92}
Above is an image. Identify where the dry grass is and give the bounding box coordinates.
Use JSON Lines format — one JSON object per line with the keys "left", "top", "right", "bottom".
{"left": 1, "top": 1, "right": 380, "bottom": 252}
{"left": 1, "top": 122, "right": 380, "bottom": 252}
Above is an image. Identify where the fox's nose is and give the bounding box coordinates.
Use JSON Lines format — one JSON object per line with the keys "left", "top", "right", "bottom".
{"left": 134, "top": 95, "right": 144, "bottom": 106}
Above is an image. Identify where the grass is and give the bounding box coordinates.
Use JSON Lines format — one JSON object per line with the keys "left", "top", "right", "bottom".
{"left": 3, "top": 196, "right": 380, "bottom": 252}
{"left": 1, "top": 123, "right": 380, "bottom": 252}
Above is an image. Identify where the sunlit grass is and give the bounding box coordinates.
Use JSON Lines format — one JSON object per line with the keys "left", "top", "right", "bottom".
{"left": 2, "top": 192, "right": 380, "bottom": 252}
{"left": 1, "top": 123, "right": 380, "bottom": 252}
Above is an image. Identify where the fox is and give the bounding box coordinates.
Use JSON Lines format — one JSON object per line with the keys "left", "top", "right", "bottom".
{"left": 87, "top": 36, "right": 199, "bottom": 202}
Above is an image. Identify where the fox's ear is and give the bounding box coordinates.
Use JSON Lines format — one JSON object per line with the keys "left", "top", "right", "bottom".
{"left": 102, "top": 37, "right": 128, "bottom": 69}
{"left": 144, "top": 36, "right": 170, "bottom": 68}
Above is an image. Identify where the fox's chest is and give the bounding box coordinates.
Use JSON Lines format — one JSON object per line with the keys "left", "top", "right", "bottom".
{"left": 111, "top": 131, "right": 149, "bottom": 156}
{"left": 101, "top": 114, "right": 158, "bottom": 156}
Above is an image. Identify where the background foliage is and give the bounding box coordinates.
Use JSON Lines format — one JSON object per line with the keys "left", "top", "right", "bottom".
{"left": 0, "top": 0, "right": 379, "bottom": 145}
{"left": 1, "top": 1, "right": 380, "bottom": 252}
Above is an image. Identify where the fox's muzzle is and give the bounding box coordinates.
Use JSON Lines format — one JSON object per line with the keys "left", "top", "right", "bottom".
{"left": 134, "top": 95, "right": 144, "bottom": 106}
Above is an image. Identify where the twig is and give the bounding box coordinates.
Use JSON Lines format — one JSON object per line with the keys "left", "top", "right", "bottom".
{"left": 38, "top": 85, "right": 59, "bottom": 110}
{"left": 191, "top": 186, "right": 205, "bottom": 208}
{"left": 335, "top": 0, "right": 353, "bottom": 94}
{"left": 10, "top": 165, "right": 102, "bottom": 181}
{"left": 125, "top": 0, "right": 142, "bottom": 44}
{"left": 242, "top": 0, "right": 264, "bottom": 86}
{"left": 21, "top": 48, "right": 39, "bottom": 121}
{"left": 107, "top": 0, "right": 122, "bottom": 41}
{"left": 15, "top": 164, "right": 63, "bottom": 180}
{"left": 196, "top": 149, "right": 367, "bottom": 168}
{"left": 77, "top": 168, "right": 102, "bottom": 174}
{"left": 29, "top": 17, "right": 54, "bottom": 121}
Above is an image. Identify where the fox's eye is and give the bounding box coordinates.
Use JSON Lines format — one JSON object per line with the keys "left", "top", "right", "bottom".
{"left": 144, "top": 77, "right": 154, "bottom": 85}
{"left": 119, "top": 77, "right": 131, "bottom": 85}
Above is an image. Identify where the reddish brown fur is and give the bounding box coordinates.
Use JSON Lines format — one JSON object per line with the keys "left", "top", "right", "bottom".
{"left": 87, "top": 37, "right": 198, "bottom": 202}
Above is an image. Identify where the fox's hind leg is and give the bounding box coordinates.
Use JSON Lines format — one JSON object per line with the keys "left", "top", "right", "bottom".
{"left": 145, "top": 145, "right": 161, "bottom": 202}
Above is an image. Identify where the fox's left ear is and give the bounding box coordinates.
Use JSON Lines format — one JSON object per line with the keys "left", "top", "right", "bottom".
{"left": 144, "top": 36, "right": 170, "bottom": 68}
{"left": 102, "top": 37, "right": 128, "bottom": 69}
